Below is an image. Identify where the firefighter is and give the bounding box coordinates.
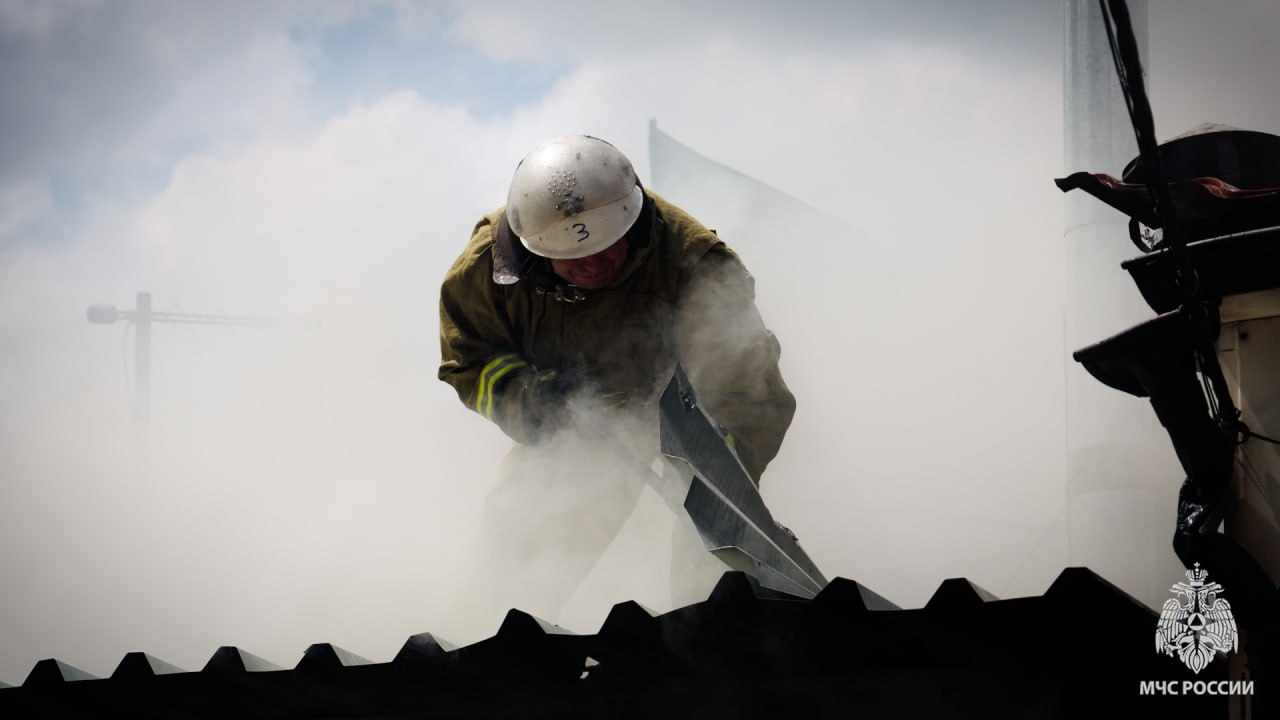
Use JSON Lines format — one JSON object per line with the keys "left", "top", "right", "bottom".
{"left": 438, "top": 135, "right": 795, "bottom": 625}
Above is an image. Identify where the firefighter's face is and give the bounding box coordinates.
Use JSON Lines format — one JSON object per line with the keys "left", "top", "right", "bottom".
{"left": 550, "top": 237, "right": 628, "bottom": 289}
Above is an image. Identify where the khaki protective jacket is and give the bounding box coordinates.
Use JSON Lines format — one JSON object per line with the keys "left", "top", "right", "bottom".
{"left": 438, "top": 190, "right": 795, "bottom": 483}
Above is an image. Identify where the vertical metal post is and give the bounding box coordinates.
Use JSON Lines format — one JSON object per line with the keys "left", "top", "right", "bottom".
{"left": 1063, "top": 0, "right": 1182, "bottom": 609}
{"left": 135, "top": 291, "right": 151, "bottom": 470}
{"left": 87, "top": 290, "right": 299, "bottom": 480}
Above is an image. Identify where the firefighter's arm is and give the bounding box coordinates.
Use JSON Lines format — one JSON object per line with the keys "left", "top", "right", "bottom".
{"left": 674, "top": 247, "right": 797, "bottom": 484}
{"left": 438, "top": 216, "right": 567, "bottom": 445}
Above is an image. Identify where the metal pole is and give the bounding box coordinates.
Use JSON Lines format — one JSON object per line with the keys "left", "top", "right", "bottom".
{"left": 135, "top": 291, "right": 151, "bottom": 469}
{"left": 87, "top": 291, "right": 305, "bottom": 479}
{"left": 1063, "top": 0, "right": 1182, "bottom": 609}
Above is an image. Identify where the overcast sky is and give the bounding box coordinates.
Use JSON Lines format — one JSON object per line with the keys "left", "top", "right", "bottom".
{"left": 2, "top": 0, "right": 1279, "bottom": 684}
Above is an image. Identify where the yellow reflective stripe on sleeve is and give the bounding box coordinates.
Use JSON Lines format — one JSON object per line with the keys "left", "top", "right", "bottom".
{"left": 482, "top": 361, "right": 527, "bottom": 419}
{"left": 474, "top": 353, "right": 528, "bottom": 420}
{"left": 474, "top": 353, "right": 517, "bottom": 413}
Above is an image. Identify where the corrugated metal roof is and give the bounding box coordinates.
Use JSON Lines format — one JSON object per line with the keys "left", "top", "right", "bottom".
{"left": 0, "top": 569, "right": 1245, "bottom": 718}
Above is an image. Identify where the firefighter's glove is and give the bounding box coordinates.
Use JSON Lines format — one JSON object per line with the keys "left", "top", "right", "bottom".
{"left": 521, "top": 368, "right": 632, "bottom": 443}
{"left": 522, "top": 368, "right": 582, "bottom": 443}
{"left": 599, "top": 390, "right": 629, "bottom": 411}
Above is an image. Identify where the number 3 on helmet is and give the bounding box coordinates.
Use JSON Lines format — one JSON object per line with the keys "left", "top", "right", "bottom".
{"left": 505, "top": 135, "right": 644, "bottom": 260}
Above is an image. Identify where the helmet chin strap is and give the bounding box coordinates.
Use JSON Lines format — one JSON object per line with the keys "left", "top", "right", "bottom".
{"left": 532, "top": 279, "right": 586, "bottom": 301}
{"left": 536, "top": 283, "right": 586, "bottom": 303}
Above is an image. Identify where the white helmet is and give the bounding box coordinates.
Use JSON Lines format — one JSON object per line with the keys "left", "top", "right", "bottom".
{"left": 506, "top": 135, "right": 644, "bottom": 259}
